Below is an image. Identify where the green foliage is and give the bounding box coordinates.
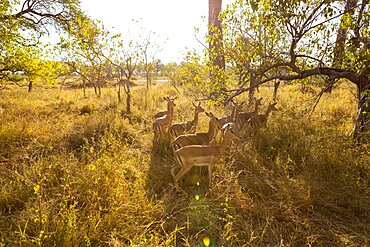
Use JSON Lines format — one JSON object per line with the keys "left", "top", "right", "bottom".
{"left": 0, "top": 0, "right": 86, "bottom": 88}
{"left": 217, "top": 0, "right": 369, "bottom": 103}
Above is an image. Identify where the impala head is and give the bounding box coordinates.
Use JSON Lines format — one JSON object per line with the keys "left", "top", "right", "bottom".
{"left": 255, "top": 97, "right": 263, "bottom": 107}
{"left": 268, "top": 102, "right": 278, "bottom": 112}
{"left": 205, "top": 111, "right": 223, "bottom": 132}
{"left": 231, "top": 100, "right": 244, "bottom": 111}
{"left": 221, "top": 123, "right": 240, "bottom": 141}
{"left": 192, "top": 102, "right": 205, "bottom": 113}
{"left": 163, "top": 96, "right": 177, "bottom": 107}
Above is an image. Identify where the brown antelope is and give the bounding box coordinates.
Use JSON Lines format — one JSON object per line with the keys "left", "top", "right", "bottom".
{"left": 171, "top": 123, "right": 240, "bottom": 190}
{"left": 154, "top": 97, "right": 173, "bottom": 119}
{"left": 219, "top": 100, "right": 244, "bottom": 127}
{"left": 171, "top": 112, "right": 223, "bottom": 151}
{"left": 246, "top": 102, "right": 278, "bottom": 134}
{"left": 168, "top": 102, "right": 205, "bottom": 140}
{"left": 237, "top": 97, "right": 263, "bottom": 132}
{"left": 153, "top": 96, "right": 177, "bottom": 142}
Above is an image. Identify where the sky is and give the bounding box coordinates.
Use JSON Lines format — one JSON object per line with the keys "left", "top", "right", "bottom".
{"left": 80, "top": 0, "right": 235, "bottom": 63}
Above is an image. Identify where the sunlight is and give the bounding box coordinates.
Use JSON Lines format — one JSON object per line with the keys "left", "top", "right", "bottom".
{"left": 80, "top": 0, "right": 236, "bottom": 63}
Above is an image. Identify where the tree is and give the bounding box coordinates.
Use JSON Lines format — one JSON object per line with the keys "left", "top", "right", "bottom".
{"left": 221, "top": 0, "right": 369, "bottom": 135}
{"left": 58, "top": 18, "right": 110, "bottom": 97}
{"left": 139, "top": 29, "right": 162, "bottom": 90}
{"left": 0, "top": 0, "right": 84, "bottom": 89}
{"left": 326, "top": 0, "right": 359, "bottom": 93}
{"left": 108, "top": 37, "right": 140, "bottom": 114}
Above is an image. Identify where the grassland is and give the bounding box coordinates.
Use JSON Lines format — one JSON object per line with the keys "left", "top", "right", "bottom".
{"left": 0, "top": 81, "right": 369, "bottom": 246}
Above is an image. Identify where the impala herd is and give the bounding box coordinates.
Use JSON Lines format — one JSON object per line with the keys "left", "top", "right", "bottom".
{"left": 153, "top": 96, "right": 277, "bottom": 191}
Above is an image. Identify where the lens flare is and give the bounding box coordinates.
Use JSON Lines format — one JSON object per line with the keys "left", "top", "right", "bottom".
{"left": 195, "top": 194, "right": 200, "bottom": 201}
{"left": 190, "top": 174, "right": 201, "bottom": 185}
{"left": 203, "top": 236, "right": 210, "bottom": 246}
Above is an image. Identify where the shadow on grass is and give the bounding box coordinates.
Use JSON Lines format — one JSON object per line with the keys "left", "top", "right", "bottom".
{"left": 145, "top": 137, "right": 226, "bottom": 245}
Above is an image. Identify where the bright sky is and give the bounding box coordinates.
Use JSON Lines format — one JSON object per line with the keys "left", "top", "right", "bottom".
{"left": 80, "top": 0, "right": 235, "bottom": 63}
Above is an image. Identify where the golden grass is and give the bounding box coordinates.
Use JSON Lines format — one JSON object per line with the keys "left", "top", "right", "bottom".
{"left": 0, "top": 81, "right": 369, "bottom": 246}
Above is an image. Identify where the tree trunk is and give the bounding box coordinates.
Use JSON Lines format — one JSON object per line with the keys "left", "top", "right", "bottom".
{"left": 209, "top": 0, "right": 225, "bottom": 70}
{"left": 83, "top": 79, "right": 86, "bottom": 97}
{"left": 273, "top": 79, "right": 280, "bottom": 102}
{"left": 354, "top": 87, "right": 370, "bottom": 140}
{"left": 209, "top": 0, "right": 225, "bottom": 90}
{"left": 146, "top": 72, "right": 150, "bottom": 90}
{"left": 118, "top": 79, "right": 122, "bottom": 103}
{"left": 28, "top": 81, "right": 33, "bottom": 92}
{"left": 326, "top": 0, "right": 358, "bottom": 93}
{"left": 126, "top": 79, "right": 131, "bottom": 114}
{"left": 248, "top": 74, "right": 257, "bottom": 106}
{"left": 97, "top": 79, "right": 102, "bottom": 97}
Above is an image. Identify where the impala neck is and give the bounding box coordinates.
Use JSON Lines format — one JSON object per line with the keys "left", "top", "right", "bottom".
{"left": 219, "top": 134, "right": 234, "bottom": 154}
{"left": 167, "top": 103, "right": 174, "bottom": 118}
{"left": 206, "top": 120, "right": 218, "bottom": 140}
{"left": 264, "top": 107, "right": 273, "bottom": 118}
{"left": 254, "top": 101, "right": 259, "bottom": 114}
{"left": 193, "top": 109, "right": 200, "bottom": 125}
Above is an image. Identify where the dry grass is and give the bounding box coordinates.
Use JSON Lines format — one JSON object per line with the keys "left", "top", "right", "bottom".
{"left": 0, "top": 81, "right": 369, "bottom": 246}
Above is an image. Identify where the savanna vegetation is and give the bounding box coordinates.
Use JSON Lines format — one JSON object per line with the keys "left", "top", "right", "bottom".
{"left": 1, "top": 0, "right": 369, "bottom": 246}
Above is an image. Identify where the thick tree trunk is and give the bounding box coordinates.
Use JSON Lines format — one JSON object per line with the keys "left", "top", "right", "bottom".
{"left": 326, "top": 0, "right": 358, "bottom": 93}
{"left": 209, "top": 0, "right": 225, "bottom": 70}
{"left": 354, "top": 87, "right": 370, "bottom": 139}
{"left": 209, "top": 0, "right": 225, "bottom": 90}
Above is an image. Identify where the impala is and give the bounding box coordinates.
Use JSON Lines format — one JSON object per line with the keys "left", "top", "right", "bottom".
{"left": 219, "top": 100, "right": 244, "bottom": 126}
{"left": 246, "top": 102, "right": 278, "bottom": 134}
{"left": 171, "top": 112, "right": 223, "bottom": 151}
{"left": 171, "top": 123, "right": 240, "bottom": 190}
{"left": 237, "top": 97, "right": 263, "bottom": 132}
{"left": 154, "top": 96, "right": 173, "bottom": 119}
{"left": 168, "top": 102, "right": 205, "bottom": 140}
{"left": 153, "top": 96, "right": 177, "bottom": 142}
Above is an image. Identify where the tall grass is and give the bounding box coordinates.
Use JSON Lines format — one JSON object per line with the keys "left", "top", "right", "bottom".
{"left": 0, "top": 82, "right": 369, "bottom": 246}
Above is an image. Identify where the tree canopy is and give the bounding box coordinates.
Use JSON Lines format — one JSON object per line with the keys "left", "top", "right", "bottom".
{"left": 0, "top": 0, "right": 85, "bottom": 86}
{"left": 219, "top": 0, "right": 369, "bottom": 104}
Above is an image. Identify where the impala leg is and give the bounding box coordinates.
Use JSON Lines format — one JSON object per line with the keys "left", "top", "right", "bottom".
{"left": 208, "top": 164, "right": 212, "bottom": 186}
{"left": 174, "top": 165, "right": 192, "bottom": 189}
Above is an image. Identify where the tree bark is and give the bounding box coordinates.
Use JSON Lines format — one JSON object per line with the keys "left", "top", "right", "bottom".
{"left": 209, "top": 0, "right": 225, "bottom": 87}
{"left": 28, "top": 81, "right": 32, "bottom": 92}
{"left": 83, "top": 79, "right": 86, "bottom": 97}
{"left": 118, "top": 79, "right": 122, "bottom": 103}
{"left": 325, "top": 0, "right": 358, "bottom": 93}
{"left": 126, "top": 79, "right": 131, "bottom": 114}
{"left": 354, "top": 88, "right": 370, "bottom": 139}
